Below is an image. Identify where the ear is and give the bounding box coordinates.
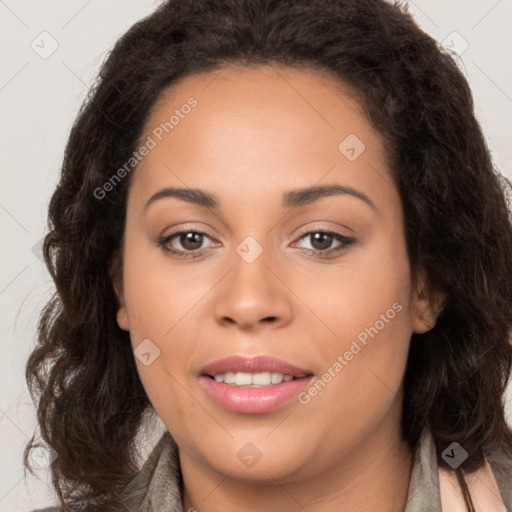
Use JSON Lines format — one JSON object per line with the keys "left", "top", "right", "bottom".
{"left": 109, "top": 252, "right": 129, "bottom": 332}
{"left": 411, "top": 266, "right": 446, "bottom": 334}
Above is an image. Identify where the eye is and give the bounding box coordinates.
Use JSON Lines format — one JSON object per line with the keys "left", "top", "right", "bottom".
{"left": 291, "top": 229, "right": 355, "bottom": 257}
{"left": 157, "top": 229, "right": 218, "bottom": 259}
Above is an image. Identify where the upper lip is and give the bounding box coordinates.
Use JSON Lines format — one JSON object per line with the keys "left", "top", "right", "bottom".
{"left": 200, "top": 356, "right": 313, "bottom": 378}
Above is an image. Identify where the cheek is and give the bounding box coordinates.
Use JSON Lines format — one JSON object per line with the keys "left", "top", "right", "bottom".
{"left": 292, "top": 227, "right": 413, "bottom": 407}
{"left": 292, "top": 224, "right": 412, "bottom": 355}
{"left": 121, "top": 221, "right": 214, "bottom": 338}
{"left": 120, "top": 230, "right": 224, "bottom": 411}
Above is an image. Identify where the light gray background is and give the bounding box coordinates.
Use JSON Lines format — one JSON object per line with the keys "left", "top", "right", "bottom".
{"left": 1, "top": 1, "right": 511, "bottom": 510}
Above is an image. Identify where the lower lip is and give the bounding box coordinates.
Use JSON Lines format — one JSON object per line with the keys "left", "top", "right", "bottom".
{"left": 199, "top": 375, "right": 313, "bottom": 414}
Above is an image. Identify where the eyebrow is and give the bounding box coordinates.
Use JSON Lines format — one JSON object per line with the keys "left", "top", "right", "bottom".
{"left": 144, "top": 184, "right": 376, "bottom": 212}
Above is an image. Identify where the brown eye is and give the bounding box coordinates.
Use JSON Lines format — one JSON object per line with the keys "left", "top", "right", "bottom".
{"left": 157, "top": 229, "right": 215, "bottom": 258}
{"left": 292, "top": 229, "right": 356, "bottom": 258}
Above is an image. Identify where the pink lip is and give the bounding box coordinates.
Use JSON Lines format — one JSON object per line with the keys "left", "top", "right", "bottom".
{"left": 198, "top": 356, "right": 314, "bottom": 414}
{"left": 200, "top": 355, "right": 312, "bottom": 377}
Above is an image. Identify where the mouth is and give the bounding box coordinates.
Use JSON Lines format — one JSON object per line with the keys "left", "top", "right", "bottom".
{"left": 205, "top": 371, "right": 306, "bottom": 387}
{"left": 198, "top": 356, "right": 314, "bottom": 414}
{"left": 199, "top": 354, "right": 313, "bottom": 379}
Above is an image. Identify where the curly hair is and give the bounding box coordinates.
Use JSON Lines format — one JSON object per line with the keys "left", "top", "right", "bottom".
{"left": 24, "top": 0, "right": 512, "bottom": 508}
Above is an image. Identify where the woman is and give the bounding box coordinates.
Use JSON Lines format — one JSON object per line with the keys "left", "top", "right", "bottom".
{"left": 25, "top": 0, "right": 512, "bottom": 510}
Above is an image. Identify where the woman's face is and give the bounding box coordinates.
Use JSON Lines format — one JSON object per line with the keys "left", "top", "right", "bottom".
{"left": 114, "top": 64, "right": 436, "bottom": 484}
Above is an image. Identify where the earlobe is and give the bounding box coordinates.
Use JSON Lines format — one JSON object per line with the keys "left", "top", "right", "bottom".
{"left": 411, "top": 268, "right": 446, "bottom": 334}
{"left": 114, "top": 279, "right": 130, "bottom": 331}
{"left": 109, "top": 256, "right": 130, "bottom": 332}
{"left": 116, "top": 306, "right": 130, "bottom": 332}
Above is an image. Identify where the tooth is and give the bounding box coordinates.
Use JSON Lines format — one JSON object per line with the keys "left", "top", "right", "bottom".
{"left": 271, "top": 373, "right": 284, "bottom": 384}
{"left": 235, "top": 372, "right": 253, "bottom": 386}
{"left": 252, "top": 372, "right": 272, "bottom": 385}
{"left": 211, "top": 372, "right": 296, "bottom": 386}
{"left": 224, "top": 372, "right": 236, "bottom": 384}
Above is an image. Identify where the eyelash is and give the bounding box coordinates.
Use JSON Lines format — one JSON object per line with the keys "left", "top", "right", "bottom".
{"left": 157, "top": 227, "right": 355, "bottom": 260}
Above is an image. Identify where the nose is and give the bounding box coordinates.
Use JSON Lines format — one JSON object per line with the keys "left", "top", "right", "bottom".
{"left": 213, "top": 244, "right": 293, "bottom": 331}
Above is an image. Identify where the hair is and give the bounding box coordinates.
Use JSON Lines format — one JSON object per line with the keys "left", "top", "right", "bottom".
{"left": 23, "top": 0, "right": 512, "bottom": 509}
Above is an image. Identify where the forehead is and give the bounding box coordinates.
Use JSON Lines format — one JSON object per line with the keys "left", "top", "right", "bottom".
{"left": 129, "top": 64, "right": 394, "bottom": 211}
{"left": 149, "top": 63, "right": 367, "bottom": 136}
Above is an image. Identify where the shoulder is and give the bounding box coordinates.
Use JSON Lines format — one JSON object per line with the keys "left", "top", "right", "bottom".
{"left": 438, "top": 432, "right": 512, "bottom": 510}
{"left": 26, "top": 432, "right": 180, "bottom": 512}
{"left": 120, "top": 429, "right": 182, "bottom": 508}
{"left": 486, "top": 434, "right": 512, "bottom": 509}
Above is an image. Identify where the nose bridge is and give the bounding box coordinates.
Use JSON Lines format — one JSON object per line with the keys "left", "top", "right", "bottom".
{"left": 231, "top": 232, "right": 277, "bottom": 305}
{"left": 213, "top": 232, "right": 292, "bottom": 328}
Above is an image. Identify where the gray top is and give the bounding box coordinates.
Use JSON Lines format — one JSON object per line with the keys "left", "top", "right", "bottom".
{"left": 33, "top": 427, "right": 512, "bottom": 511}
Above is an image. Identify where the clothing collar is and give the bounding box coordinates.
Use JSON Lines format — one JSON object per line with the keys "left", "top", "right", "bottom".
{"left": 403, "top": 427, "right": 442, "bottom": 511}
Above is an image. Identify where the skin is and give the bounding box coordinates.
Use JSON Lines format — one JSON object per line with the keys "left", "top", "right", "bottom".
{"left": 113, "top": 64, "right": 440, "bottom": 512}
